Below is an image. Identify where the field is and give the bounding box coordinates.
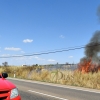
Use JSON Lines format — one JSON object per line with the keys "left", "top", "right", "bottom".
{"left": 0, "top": 66, "right": 100, "bottom": 90}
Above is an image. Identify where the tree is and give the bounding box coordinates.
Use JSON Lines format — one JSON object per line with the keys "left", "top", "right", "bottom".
{"left": 66, "top": 62, "right": 69, "bottom": 65}
{"left": 2, "top": 62, "right": 8, "bottom": 67}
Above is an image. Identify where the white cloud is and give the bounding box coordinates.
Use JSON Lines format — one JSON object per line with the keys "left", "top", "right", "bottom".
{"left": 59, "top": 35, "right": 65, "bottom": 38}
{"left": 5, "top": 47, "right": 21, "bottom": 51}
{"left": 21, "top": 51, "right": 25, "bottom": 53}
{"left": 12, "top": 54, "right": 22, "bottom": 57}
{"left": 23, "top": 39, "right": 33, "bottom": 43}
{"left": 34, "top": 56, "right": 39, "bottom": 59}
{"left": 1, "top": 54, "right": 10, "bottom": 57}
{"left": 47, "top": 59, "right": 56, "bottom": 62}
{"left": 28, "top": 56, "right": 34, "bottom": 60}
{"left": 14, "top": 56, "right": 45, "bottom": 62}
{"left": 69, "top": 56, "right": 73, "bottom": 58}
{"left": 13, "top": 56, "right": 33, "bottom": 62}
{"left": 34, "top": 56, "right": 45, "bottom": 61}
{"left": 14, "top": 57, "right": 27, "bottom": 61}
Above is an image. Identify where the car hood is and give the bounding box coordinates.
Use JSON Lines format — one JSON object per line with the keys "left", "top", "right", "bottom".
{"left": 0, "top": 78, "right": 16, "bottom": 90}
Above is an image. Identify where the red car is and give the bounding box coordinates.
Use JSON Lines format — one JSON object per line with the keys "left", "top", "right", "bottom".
{"left": 0, "top": 73, "right": 21, "bottom": 100}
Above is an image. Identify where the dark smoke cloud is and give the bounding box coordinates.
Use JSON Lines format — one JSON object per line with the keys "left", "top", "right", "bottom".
{"left": 85, "top": 31, "right": 100, "bottom": 64}
{"left": 80, "top": 57, "right": 90, "bottom": 64}
{"left": 85, "top": 5, "right": 100, "bottom": 58}
{"left": 79, "top": 5, "right": 100, "bottom": 66}
{"left": 97, "top": 5, "right": 100, "bottom": 22}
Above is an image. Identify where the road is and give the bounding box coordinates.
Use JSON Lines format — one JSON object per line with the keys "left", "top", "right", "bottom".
{"left": 8, "top": 78, "right": 100, "bottom": 100}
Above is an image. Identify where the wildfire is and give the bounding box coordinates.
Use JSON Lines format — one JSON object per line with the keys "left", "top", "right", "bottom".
{"left": 77, "top": 31, "right": 100, "bottom": 73}
{"left": 78, "top": 58, "right": 100, "bottom": 73}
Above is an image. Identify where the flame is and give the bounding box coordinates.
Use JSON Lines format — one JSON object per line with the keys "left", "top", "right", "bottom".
{"left": 78, "top": 58, "right": 100, "bottom": 73}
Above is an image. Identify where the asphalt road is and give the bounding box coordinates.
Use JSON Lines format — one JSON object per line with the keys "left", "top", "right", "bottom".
{"left": 8, "top": 78, "right": 100, "bottom": 100}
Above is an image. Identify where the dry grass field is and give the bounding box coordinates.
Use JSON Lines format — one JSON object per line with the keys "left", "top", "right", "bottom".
{"left": 0, "top": 66, "right": 100, "bottom": 89}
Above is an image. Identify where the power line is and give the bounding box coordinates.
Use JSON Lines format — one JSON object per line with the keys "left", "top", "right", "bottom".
{"left": 0, "top": 43, "right": 100, "bottom": 58}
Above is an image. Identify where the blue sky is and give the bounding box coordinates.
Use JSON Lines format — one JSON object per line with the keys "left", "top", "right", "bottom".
{"left": 0, "top": 0, "right": 100, "bottom": 66}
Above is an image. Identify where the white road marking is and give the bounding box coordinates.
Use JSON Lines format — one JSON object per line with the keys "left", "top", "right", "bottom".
{"left": 8, "top": 77, "right": 100, "bottom": 94}
{"left": 28, "top": 90, "right": 68, "bottom": 100}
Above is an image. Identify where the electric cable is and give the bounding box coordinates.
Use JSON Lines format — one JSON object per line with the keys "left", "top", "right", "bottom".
{"left": 0, "top": 43, "right": 100, "bottom": 58}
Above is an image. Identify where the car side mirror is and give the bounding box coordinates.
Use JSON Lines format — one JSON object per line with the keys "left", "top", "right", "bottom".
{"left": 2, "top": 73, "right": 8, "bottom": 78}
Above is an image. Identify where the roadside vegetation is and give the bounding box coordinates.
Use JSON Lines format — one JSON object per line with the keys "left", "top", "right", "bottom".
{"left": 0, "top": 66, "right": 100, "bottom": 90}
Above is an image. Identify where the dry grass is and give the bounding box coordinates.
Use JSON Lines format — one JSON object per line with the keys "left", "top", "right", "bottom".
{"left": 0, "top": 66, "right": 100, "bottom": 89}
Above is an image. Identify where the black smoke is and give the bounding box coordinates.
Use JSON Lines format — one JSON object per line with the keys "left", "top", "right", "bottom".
{"left": 85, "top": 31, "right": 100, "bottom": 64}
{"left": 78, "top": 5, "right": 100, "bottom": 68}
{"left": 80, "top": 5, "right": 100, "bottom": 64}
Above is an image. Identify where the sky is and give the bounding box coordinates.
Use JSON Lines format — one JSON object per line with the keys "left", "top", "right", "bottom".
{"left": 0, "top": 0, "right": 100, "bottom": 66}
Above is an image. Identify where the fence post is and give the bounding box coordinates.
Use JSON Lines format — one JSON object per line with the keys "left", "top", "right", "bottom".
{"left": 14, "top": 71, "right": 16, "bottom": 78}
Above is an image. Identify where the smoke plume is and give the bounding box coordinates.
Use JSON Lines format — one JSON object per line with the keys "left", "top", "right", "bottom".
{"left": 82, "top": 5, "right": 100, "bottom": 64}
{"left": 85, "top": 31, "right": 100, "bottom": 64}
{"left": 77, "top": 5, "right": 100, "bottom": 73}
